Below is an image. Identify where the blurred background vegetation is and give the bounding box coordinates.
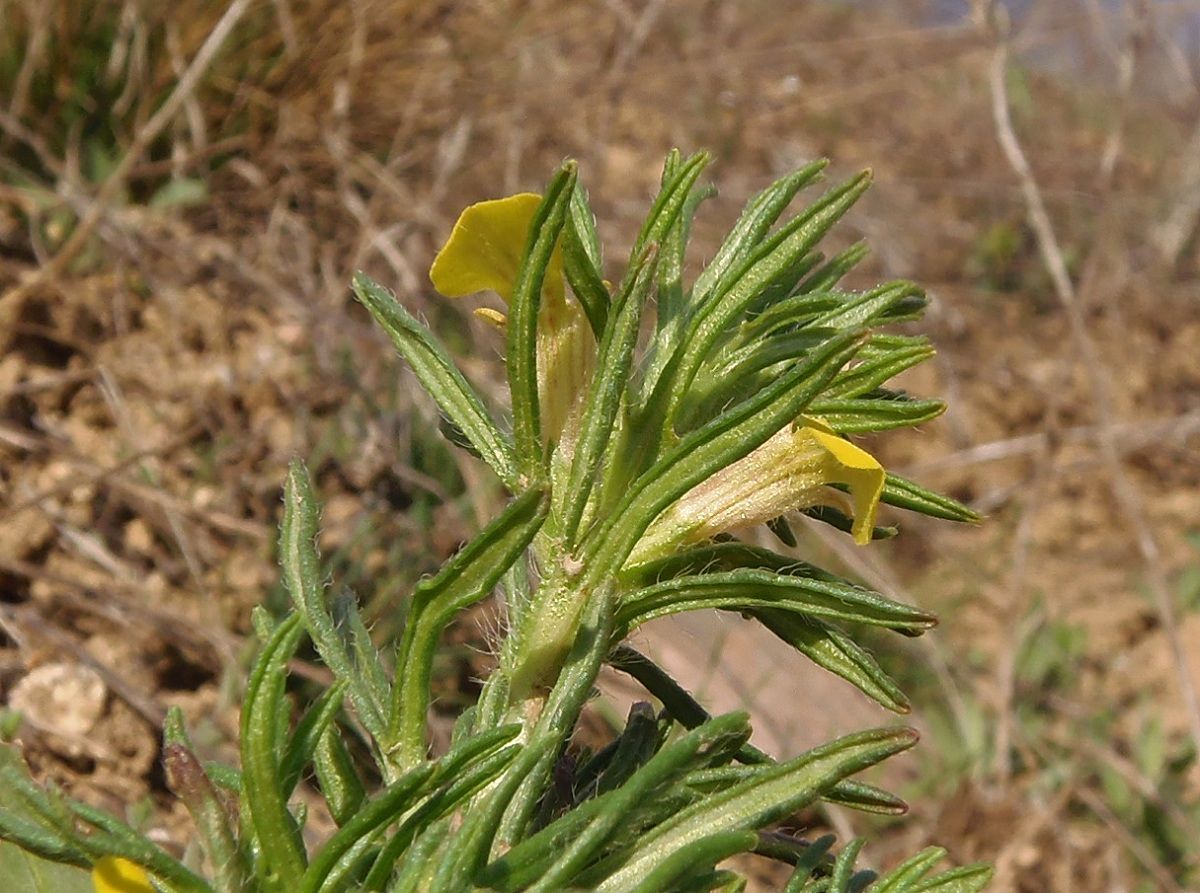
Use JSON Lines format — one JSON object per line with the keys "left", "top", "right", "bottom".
{"left": 0, "top": 1, "right": 1198, "bottom": 890}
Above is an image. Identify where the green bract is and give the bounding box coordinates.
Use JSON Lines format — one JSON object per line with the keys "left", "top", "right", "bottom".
{"left": 0, "top": 153, "right": 991, "bottom": 892}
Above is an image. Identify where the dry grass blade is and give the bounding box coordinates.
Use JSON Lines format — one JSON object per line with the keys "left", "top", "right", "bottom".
{"left": 0, "top": 0, "right": 253, "bottom": 307}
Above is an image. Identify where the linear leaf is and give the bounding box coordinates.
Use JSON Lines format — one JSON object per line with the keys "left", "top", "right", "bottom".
{"left": 824, "top": 337, "right": 935, "bottom": 399}
{"left": 607, "top": 646, "right": 772, "bottom": 766}
{"left": 352, "top": 273, "right": 517, "bottom": 488}
{"left": 797, "top": 241, "right": 870, "bottom": 293}
{"left": 280, "top": 683, "right": 346, "bottom": 797}
{"left": 305, "top": 726, "right": 519, "bottom": 893}
{"left": 755, "top": 611, "right": 911, "bottom": 713}
{"left": 824, "top": 779, "right": 908, "bottom": 815}
{"left": 908, "top": 865, "right": 995, "bottom": 893}
{"left": 240, "top": 612, "right": 307, "bottom": 889}
{"left": 358, "top": 741, "right": 521, "bottom": 892}
{"left": 869, "top": 847, "right": 947, "bottom": 892}
{"left": 484, "top": 713, "right": 752, "bottom": 893}
{"left": 312, "top": 726, "right": 366, "bottom": 827}
{"left": 618, "top": 569, "right": 936, "bottom": 635}
{"left": 619, "top": 831, "right": 758, "bottom": 893}
{"left": 882, "top": 473, "right": 980, "bottom": 523}
{"left": 654, "top": 172, "right": 873, "bottom": 433}
{"left": 809, "top": 281, "right": 925, "bottom": 331}
{"left": 564, "top": 182, "right": 609, "bottom": 336}
{"left": 805, "top": 395, "right": 945, "bottom": 433}
{"left": 692, "top": 160, "right": 829, "bottom": 308}
{"left": 508, "top": 162, "right": 578, "bottom": 473}
{"left": 829, "top": 839, "right": 868, "bottom": 893}
{"left": 585, "top": 331, "right": 862, "bottom": 583}
{"left": 388, "top": 488, "right": 548, "bottom": 768}
{"left": 561, "top": 243, "right": 659, "bottom": 545}
{"left": 282, "top": 462, "right": 388, "bottom": 742}
{"left": 590, "top": 728, "right": 917, "bottom": 892}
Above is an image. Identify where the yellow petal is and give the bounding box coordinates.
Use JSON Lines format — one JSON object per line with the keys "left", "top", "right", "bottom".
{"left": 473, "top": 307, "right": 508, "bottom": 330}
{"left": 430, "top": 193, "right": 564, "bottom": 304}
{"left": 799, "top": 425, "right": 885, "bottom": 545}
{"left": 92, "top": 857, "right": 155, "bottom": 893}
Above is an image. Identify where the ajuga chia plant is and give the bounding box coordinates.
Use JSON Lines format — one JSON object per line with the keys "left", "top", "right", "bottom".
{"left": 0, "top": 152, "right": 993, "bottom": 893}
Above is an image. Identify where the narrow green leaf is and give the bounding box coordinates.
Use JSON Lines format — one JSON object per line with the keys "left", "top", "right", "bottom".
{"left": 745, "top": 251, "right": 824, "bottom": 316}
{"left": 564, "top": 182, "right": 610, "bottom": 336}
{"left": 656, "top": 173, "right": 714, "bottom": 333}
{"left": 490, "top": 714, "right": 752, "bottom": 893}
{"left": 655, "top": 172, "right": 873, "bottom": 434}
{"left": 240, "top": 612, "right": 307, "bottom": 889}
{"left": 386, "top": 818, "right": 448, "bottom": 893}
{"left": 359, "top": 740, "right": 521, "bottom": 891}
{"left": 631, "top": 151, "right": 712, "bottom": 262}
{"left": 869, "top": 847, "right": 947, "bottom": 892}
{"left": 797, "top": 241, "right": 870, "bottom": 293}
{"left": 682, "top": 328, "right": 838, "bottom": 426}
{"left": 303, "top": 726, "right": 518, "bottom": 893}
{"left": 621, "top": 541, "right": 826, "bottom": 586}
{"left": 824, "top": 337, "right": 935, "bottom": 399}
{"left": 591, "top": 728, "right": 917, "bottom": 892}
{"left": 297, "top": 764, "right": 435, "bottom": 893}
{"left": 58, "top": 797, "right": 209, "bottom": 893}
{"left": 783, "top": 836, "right": 837, "bottom": 892}
{"left": 352, "top": 273, "right": 517, "bottom": 488}
{"left": 692, "top": 160, "right": 829, "bottom": 308}
{"left": 618, "top": 569, "right": 936, "bottom": 635}
{"left": 741, "top": 292, "right": 846, "bottom": 342}
{"left": 830, "top": 839, "right": 867, "bottom": 893}
{"left": 809, "top": 281, "right": 925, "bottom": 331}
{"left": 755, "top": 611, "right": 911, "bottom": 713}
{"left": 618, "top": 830, "right": 758, "bottom": 893}
{"left": 585, "top": 331, "right": 862, "bottom": 583}
{"left": 908, "top": 864, "right": 994, "bottom": 893}
{"left": 335, "top": 593, "right": 391, "bottom": 721}
{"left": 313, "top": 725, "right": 366, "bottom": 827}
{"left": 282, "top": 462, "right": 388, "bottom": 743}
{"left": 388, "top": 488, "right": 549, "bottom": 768}
{"left": 824, "top": 779, "right": 908, "bottom": 815}
{"left": 280, "top": 683, "right": 346, "bottom": 797}
{"left": 507, "top": 161, "right": 578, "bottom": 474}
{"left": 881, "top": 474, "right": 980, "bottom": 523}
{"left": 561, "top": 243, "right": 659, "bottom": 545}
{"left": 805, "top": 395, "right": 945, "bottom": 433}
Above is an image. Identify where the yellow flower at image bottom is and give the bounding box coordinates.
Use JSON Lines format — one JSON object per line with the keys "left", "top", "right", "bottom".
{"left": 92, "top": 856, "right": 155, "bottom": 893}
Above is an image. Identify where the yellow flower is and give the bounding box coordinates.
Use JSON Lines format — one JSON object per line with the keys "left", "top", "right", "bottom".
{"left": 430, "top": 193, "right": 594, "bottom": 449}
{"left": 631, "top": 417, "right": 885, "bottom": 564}
{"left": 92, "top": 857, "right": 155, "bottom": 893}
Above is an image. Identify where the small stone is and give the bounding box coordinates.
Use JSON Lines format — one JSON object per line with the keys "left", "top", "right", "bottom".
{"left": 9, "top": 662, "right": 107, "bottom": 750}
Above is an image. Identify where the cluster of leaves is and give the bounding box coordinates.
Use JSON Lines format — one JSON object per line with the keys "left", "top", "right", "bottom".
{"left": 0, "top": 152, "right": 991, "bottom": 892}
